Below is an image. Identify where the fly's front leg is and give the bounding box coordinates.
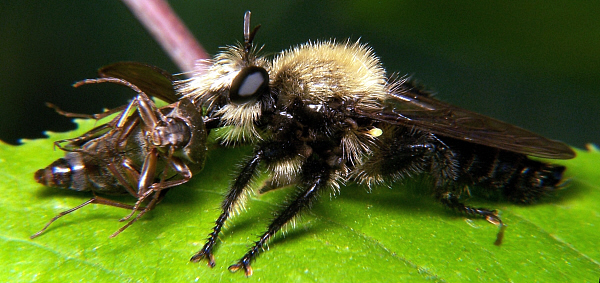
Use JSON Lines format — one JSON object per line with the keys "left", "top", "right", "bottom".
{"left": 191, "top": 150, "right": 264, "bottom": 267}
{"left": 438, "top": 192, "right": 506, "bottom": 245}
{"left": 229, "top": 159, "right": 331, "bottom": 277}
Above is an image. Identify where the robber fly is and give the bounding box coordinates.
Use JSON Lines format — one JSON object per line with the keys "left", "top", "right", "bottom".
{"left": 32, "top": 62, "right": 207, "bottom": 238}
{"left": 177, "top": 12, "right": 576, "bottom": 276}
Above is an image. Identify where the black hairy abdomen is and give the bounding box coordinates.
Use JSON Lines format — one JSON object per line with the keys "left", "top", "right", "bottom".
{"left": 442, "top": 137, "right": 566, "bottom": 204}
{"left": 366, "top": 127, "right": 565, "bottom": 204}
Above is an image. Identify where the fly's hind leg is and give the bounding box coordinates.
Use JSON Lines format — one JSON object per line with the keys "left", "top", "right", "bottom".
{"left": 437, "top": 192, "right": 506, "bottom": 245}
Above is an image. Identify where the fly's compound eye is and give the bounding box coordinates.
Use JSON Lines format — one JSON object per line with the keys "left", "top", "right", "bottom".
{"left": 229, "top": 66, "right": 269, "bottom": 104}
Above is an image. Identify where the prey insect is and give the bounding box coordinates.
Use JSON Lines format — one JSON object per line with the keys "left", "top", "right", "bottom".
{"left": 32, "top": 63, "right": 207, "bottom": 238}
{"left": 178, "top": 12, "right": 575, "bottom": 276}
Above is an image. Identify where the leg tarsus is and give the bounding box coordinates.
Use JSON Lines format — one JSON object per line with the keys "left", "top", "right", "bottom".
{"left": 190, "top": 246, "right": 216, "bottom": 267}
{"left": 111, "top": 187, "right": 169, "bottom": 237}
{"left": 110, "top": 201, "right": 151, "bottom": 238}
{"left": 438, "top": 192, "right": 506, "bottom": 245}
{"left": 30, "top": 196, "right": 138, "bottom": 239}
{"left": 229, "top": 256, "right": 253, "bottom": 277}
{"left": 191, "top": 212, "right": 230, "bottom": 267}
{"left": 494, "top": 222, "right": 506, "bottom": 246}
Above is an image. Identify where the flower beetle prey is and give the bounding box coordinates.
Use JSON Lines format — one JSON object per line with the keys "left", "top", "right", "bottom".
{"left": 178, "top": 12, "right": 575, "bottom": 276}
{"left": 33, "top": 63, "right": 208, "bottom": 238}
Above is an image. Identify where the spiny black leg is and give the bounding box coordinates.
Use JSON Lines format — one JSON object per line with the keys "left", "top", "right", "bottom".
{"left": 229, "top": 164, "right": 330, "bottom": 277}
{"left": 190, "top": 150, "right": 264, "bottom": 267}
{"left": 438, "top": 192, "right": 506, "bottom": 245}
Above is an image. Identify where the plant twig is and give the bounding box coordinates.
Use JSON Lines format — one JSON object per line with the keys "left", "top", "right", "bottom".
{"left": 121, "top": 0, "right": 209, "bottom": 75}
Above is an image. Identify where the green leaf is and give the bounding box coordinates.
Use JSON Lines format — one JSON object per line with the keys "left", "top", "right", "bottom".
{"left": 2, "top": 120, "right": 599, "bottom": 282}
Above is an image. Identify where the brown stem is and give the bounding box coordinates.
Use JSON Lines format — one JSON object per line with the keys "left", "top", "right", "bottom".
{"left": 121, "top": 0, "right": 209, "bottom": 75}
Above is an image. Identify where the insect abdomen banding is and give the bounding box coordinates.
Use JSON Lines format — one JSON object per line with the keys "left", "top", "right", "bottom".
{"left": 447, "top": 138, "right": 566, "bottom": 203}
{"left": 356, "top": 126, "right": 566, "bottom": 204}
{"left": 32, "top": 62, "right": 208, "bottom": 239}
{"left": 34, "top": 157, "right": 85, "bottom": 190}
{"left": 34, "top": 151, "right": 124, "bottom": 194}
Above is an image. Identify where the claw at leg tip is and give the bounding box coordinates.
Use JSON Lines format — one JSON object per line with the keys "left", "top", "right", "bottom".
{"left": 208, "top": 255, "right": 216, "bottom": 268}
{"left": 229, "top": 262, "right": 253, "bottom": 277}
{"left": 494, "top": 223, "right": 507, "bottom": 246}
{"left": 190, "top": 252, "right": 216, "bottom": 268}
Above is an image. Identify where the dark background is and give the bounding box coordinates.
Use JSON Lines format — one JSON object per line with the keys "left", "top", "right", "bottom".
{"left": 1, "top": 1, "right": 598, "bottom": 148}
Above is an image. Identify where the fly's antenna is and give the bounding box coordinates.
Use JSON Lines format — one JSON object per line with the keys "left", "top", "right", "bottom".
{"left": 243, "top": 11, "right": 261, "bottom": 63}
{"left": 243, "top": 11, "right": 251, "bottom": 45}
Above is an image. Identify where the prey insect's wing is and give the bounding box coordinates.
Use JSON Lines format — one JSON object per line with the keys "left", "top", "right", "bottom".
{"left": 98, "top": 62, "right": 179, "bottom": 104}
{"left": 360, "top": 81, "right": 575, "bottom": 159}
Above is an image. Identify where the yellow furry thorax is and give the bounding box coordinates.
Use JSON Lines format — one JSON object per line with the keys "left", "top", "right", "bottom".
{"left": 180, "top": 40, "right": 390, "bottom": 145}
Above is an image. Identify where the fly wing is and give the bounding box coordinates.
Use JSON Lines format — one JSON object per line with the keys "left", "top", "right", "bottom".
{"left": 98, "top": 62, "right": 179, "bottom": 104}
{"left": 359, "top": 81, "right": 575, "bottom": 159}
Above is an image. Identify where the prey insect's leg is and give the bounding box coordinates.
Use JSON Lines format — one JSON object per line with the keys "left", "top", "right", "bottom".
{"left": 46, "top": 102, "right": 128, "bottom": 120}
{"left": 438, "top": 192, "right": 506, "bottom": 245}
{"left": 54, "top": 98, "right": 139, "bottom": 152}
{"left": 53, "top": 124, "right": 114, "bottom": 152}
{"left": 110, "top": 150, "right": 192, "bottom": 237}
{"left": 191, "top": 150, "right": 264, "bottom": 267}
{"left": 30, "top": 195, "right": 138, "bottom": 239}
{"left": 119, "top": 155, "right": 192, "bottom": 223}
{"left": 118, "top": 148, "right": 160, "bottom": 223}
{"left": 108, "top": 161, "right": 139, "bottom": 198}
{"left": 229, "top": 161, "right": 331, "bottom": 277}
{"left": 110, "top": 188, "right": 168, "bottom": 238}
